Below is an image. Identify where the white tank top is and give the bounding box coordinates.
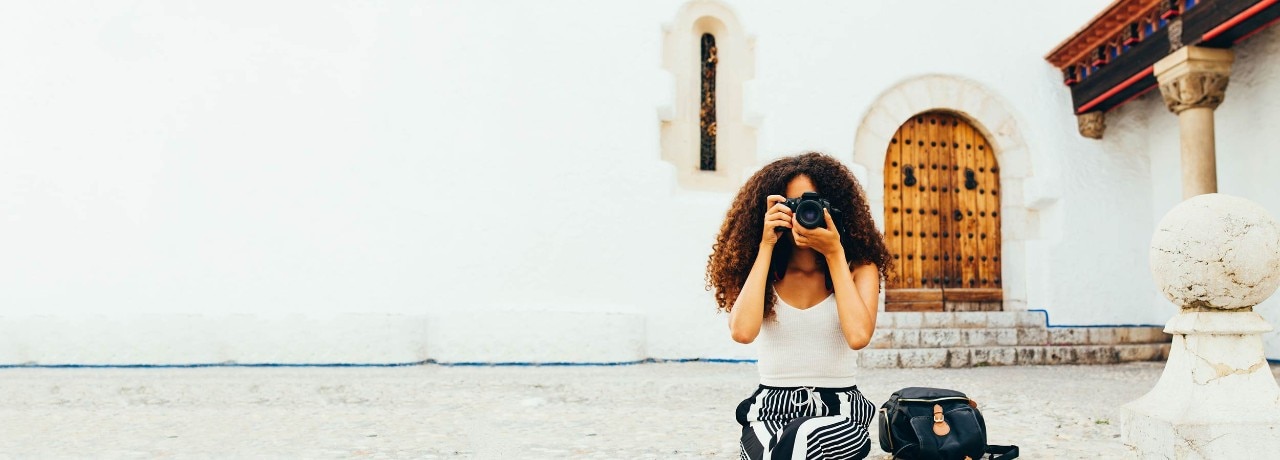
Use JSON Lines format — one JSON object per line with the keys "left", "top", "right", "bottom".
{"left": 756, "top": 290, "right": 860, "bottom": 388}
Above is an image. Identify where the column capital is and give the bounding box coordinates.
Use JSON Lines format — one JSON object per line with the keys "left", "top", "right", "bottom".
{"left": 1154, "top": 46, "right": 1234, "bottom": 113}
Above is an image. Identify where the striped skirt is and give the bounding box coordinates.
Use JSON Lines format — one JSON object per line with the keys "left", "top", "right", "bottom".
{"left": 735, "top": 384, "right": 876, "bottom": 460}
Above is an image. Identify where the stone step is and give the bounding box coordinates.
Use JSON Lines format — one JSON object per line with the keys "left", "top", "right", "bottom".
{"left": 877, "top": 311, "right": 1049, "bottom": 329}
{"left": 858, "top": 344, "right": 1171, "bottom": 368}
{"left": 867, "top": 326, "right": 1171, "bottom": 349}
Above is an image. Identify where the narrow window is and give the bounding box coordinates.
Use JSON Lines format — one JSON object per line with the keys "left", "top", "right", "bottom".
{"left": 699, "top": 33, "right": 717, "bottom": 171}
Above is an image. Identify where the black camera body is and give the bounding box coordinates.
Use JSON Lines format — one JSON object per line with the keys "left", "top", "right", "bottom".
{"left": 781, "top": 192, "right": 843, "bottom": 229}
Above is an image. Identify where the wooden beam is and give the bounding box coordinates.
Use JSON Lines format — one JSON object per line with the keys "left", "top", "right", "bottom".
{"left": 942, "top": 288, "right": 1004, "bottom": 302}
{"left": 885, "top": 301, "right": 944, "bottom": 312}
{"left": 1046, "top": 0, "right": 1161, "bottom": 68}
{"left": 885, "top": 289, "right": 942, "bottom": 302}
{"left": 1199, "top": 0, "right": 1280, "bottom": 45}
{"left": 1067, "top": 0, "right": 1274, "bottom": 114}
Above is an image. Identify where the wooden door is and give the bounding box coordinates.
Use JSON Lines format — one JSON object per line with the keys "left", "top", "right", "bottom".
{"left": 884, "top": 112, "right": 1002, "bottom": 311}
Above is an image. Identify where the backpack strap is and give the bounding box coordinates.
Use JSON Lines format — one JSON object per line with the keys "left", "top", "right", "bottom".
{"left": 985, "top": 444, "right": 1018, "bottom": 459}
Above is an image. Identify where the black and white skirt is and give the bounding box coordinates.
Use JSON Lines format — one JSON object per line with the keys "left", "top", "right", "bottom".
{"left": 735, "top": 384, "right": 876, "bottom": 460}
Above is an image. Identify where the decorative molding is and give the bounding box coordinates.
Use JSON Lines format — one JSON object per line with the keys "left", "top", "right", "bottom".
{"left": 1158, "top": 72, "right": 1230, "bottom": 113}
{"left": 1045, "top": 0, "right": 1166, "bottom": 69}
{"left": 1153, "top": 46, "right": 1235, "bottom": 114}
{"left": 1047, "top": 0, "right": 1277, "bottom": 116}
{"left": 1077, "top": 111, "right": 1106, "bottom": 139}
{"left": 1168, "top": 17, "right": 1184, "bottom": 51}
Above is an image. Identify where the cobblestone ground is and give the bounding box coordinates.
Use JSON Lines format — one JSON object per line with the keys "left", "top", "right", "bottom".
{"left": 3, "top": 362, "right": 1279, "bottom": 459}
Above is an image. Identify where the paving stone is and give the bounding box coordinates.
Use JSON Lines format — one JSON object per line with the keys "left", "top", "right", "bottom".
{"left": 986, "top": 313, "right": 1017, "bottom": 329}
{"left": 1044, "top": 346, "right": 1078, "bottom": 365}
{"left": 920, "top": 313, "right": 955, "bottom": 329}
{"left": 953, "top": 312, "right": 988, "bottom": 328}
{"left": 860, "top": 316, "right": 1171, "bottom": 369}
{"left": 1074, "top": 346, "right": 1120, "bottom": 365}
{"left": 1117, "top": 344, "right": 1164, "bottom": 362}
{"left": 868, "top": 329, "right": 894, "bottom": 349}
{"left": 877, "top": 314, "right": 895, "bottom": 329}
{"left": 1014, "top": 346, "right": 1046, "bottom": 365}
{"left": 893, "top": 313, "right": 923, "bottom": 329}
{"left": 890, "top": 329, "right": 920, "bottom": 348}
{"left": 860, "top": 349, "right": 900, "bottom": 368}
{"left": 964, "top": 329, "right": 999, "bottom": 347}
{"left": 898, "top": 349, "right": 947, "bottom": 368}
{"left": 1017, "top": 328, "right": 1049, "bottom": 346}
{"left": 945, "top": 348, "right": 972, "bottom": 368}
{"left": 919, "top": 329, "right": 963, "bottom": 348}
{"left": 1112, "top": 327, "right": 1133, "bottom": 344}
{"left": 1017, "top": 311, "right": 1047, "bottom": 327}
{"left": 1088, "top": 328, "right": 1118, "bottom": 345}
{"left": 995, "top": 328, "right": 1019, "bottom": 346}
{"left": 12, "top": 362, "right": 1271, "bottom": 458}
{"left": 971, "top": 348, "right": 1016, "bottom": 367}
{"left": 1130, "top": 327, "right": 1172, "bottom": 344}
{"left": 1049, "top": 328, "right": 1090, "bottom": 345}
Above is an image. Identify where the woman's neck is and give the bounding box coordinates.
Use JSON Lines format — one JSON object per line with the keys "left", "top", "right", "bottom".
{"left": 786, "top": 247, "right": 821, "bottom": 273}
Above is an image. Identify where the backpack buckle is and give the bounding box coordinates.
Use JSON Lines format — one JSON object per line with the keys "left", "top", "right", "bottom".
{"left": 932, "top": 404, "right": 951, "bottom": 436}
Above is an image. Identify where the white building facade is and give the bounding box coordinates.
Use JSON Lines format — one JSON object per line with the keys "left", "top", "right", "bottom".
{"left": 1, "top": 0, "right": 1278, "bottom": 365}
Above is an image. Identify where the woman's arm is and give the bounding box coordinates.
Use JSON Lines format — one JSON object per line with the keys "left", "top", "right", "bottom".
{"left": 729, "top": 195, "right": 793, "bottom": 344}
{"left": 798, "top": 208, "right": 881, "bottom": 349}
{"left": 728, "top": 242, "right": 774, "bottom": 344}
{"left": 827, "top": 253, "right": 881, "bottom": 350}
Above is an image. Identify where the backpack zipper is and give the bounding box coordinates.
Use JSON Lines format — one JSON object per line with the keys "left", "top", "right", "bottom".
{"left": 880, "top": 407, "right": 893, "bottom": 451}
{"left": 897, "top": 396, "right": 971, "bottom": 404}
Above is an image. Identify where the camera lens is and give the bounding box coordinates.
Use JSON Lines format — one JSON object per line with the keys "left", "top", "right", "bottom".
{"left": 796, "top": 201, "right": 824, "bottom": 229}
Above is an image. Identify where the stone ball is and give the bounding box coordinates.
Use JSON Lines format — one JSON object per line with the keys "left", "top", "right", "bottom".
{"left": 1150, "top": 193, "right": 1280, "bottom": 310}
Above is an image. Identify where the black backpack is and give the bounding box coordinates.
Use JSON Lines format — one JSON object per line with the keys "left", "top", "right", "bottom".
{"left": 878, "top": 387, "right": 1018, "bottom": 460}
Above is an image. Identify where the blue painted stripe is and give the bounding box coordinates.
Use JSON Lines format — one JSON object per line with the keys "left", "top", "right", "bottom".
{"left": 688, "top": 358, "right": 757, "bottom": 363}
{"left": 433, "top": 360, "right": 647, "bottom": 367}
{"left": 0, "top": 361, "right": 430, "bottom": 371}
{"left": 1027, "top": 309, "right": 1164, "bottom": 329}
{"left": 0, "top": 357, "right": 758, "bottom": 369}
{"left": 14, "top": 309, "right": 1260, "bottom": 367}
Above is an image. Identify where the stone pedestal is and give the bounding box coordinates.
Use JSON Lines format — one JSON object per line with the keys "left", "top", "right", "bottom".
{"left": 1153, "top": 46, "right": 1233, "bottom": 200}
{"left": 1121, "top": 194, "right": 1280, "bottom": 459}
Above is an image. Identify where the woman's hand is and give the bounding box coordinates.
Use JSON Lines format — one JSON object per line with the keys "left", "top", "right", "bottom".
{"left": 760, "top": 195, "right": 793, "bottom": 247}
{"left": 792, "top": 208, "right": 844, "bottom": 257}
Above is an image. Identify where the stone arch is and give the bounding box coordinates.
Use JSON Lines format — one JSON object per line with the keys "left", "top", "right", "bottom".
{"left": 853, "top": 74, "right": 1054, "bottom": 311}
{"left": 659, "top": 0, "right": 757, "bottom": 191}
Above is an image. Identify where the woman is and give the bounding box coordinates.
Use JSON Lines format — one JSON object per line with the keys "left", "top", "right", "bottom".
{"left": 705, "top": 152, "right": 892, "bottom": 459}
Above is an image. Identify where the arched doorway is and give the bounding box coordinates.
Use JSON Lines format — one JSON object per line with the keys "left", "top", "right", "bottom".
{"left": 883, "top": 111, "right": 1003, "bottom": 312}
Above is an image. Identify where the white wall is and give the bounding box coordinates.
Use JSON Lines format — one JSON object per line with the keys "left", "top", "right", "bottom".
{"left": 5, "top": 0, "right": 1240, "bottom": 364}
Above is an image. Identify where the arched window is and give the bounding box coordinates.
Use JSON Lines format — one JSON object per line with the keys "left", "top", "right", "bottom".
{"left": 661, "top": 1, "right": 755, "bottom": 191}
{"left": 700, "top": 33, "right": 717, "bottom": 171}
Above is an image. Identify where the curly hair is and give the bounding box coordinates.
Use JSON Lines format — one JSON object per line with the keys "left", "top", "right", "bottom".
{"left": 705, "top": 152, "right": 891, "bottom": 319}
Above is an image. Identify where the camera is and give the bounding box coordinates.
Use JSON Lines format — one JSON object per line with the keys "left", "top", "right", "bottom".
{"left": 781, "top": 192, "right": 843, "bottom": 229}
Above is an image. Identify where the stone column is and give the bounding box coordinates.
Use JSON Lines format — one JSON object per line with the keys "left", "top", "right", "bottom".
{"left": 1120, "top": 194, "right": 1280, "bottom": 458}
{"left": 1153, "top": 46, "right": 1233, "bottom": 200}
